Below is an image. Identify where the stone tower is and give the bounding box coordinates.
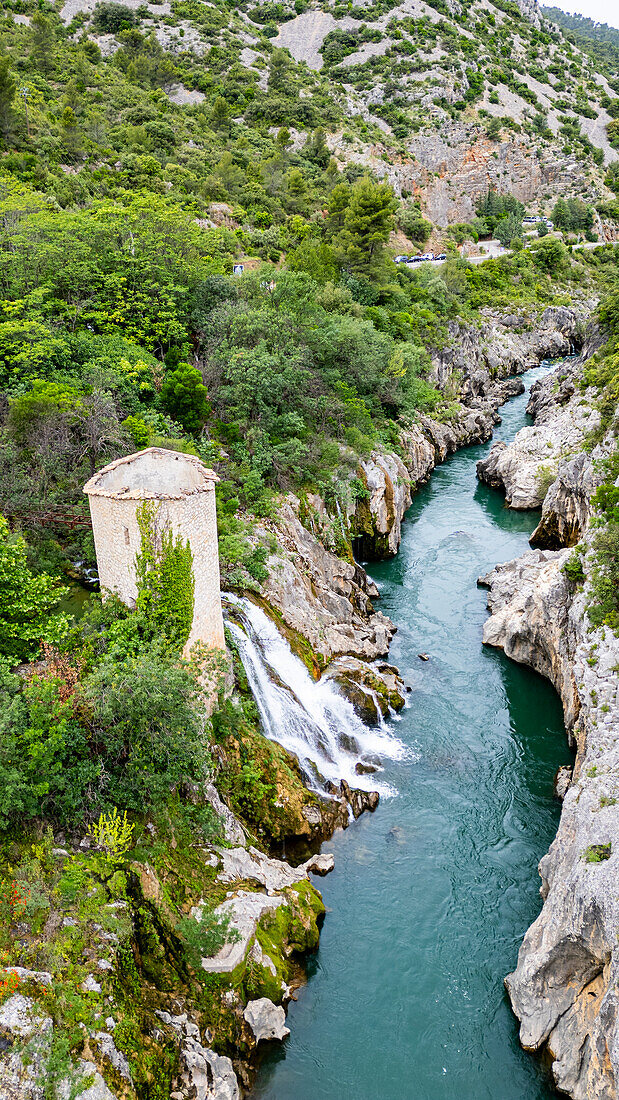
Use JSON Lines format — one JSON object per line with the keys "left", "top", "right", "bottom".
{"left": 84, "top": 447, "right": 225, "bottom": 654}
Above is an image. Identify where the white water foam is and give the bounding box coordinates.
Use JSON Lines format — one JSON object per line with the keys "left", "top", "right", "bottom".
{"left": 225, "top": 594, "right": 410, "bottom": 795}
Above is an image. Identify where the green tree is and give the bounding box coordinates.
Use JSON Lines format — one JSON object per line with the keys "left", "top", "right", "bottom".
{"left": 485, "top": 117, "right": 502, "bottom": 141}
{"left": 325, "top": 182, "right": 350, "bottom": 239}
{"left": 285, "top": 167, "right": 308, "bottom": 214}
{"left": 0, "top": 516, "right": 69, "bottom": 661}
{"left": 0, "top": 58, "right": 16, "bottom": 140}
{"left": 60, "top": 105, "right": 82, "bottom": 159}
{"left": 268, "top": 48, "right": 291, "bottom": 92}
{"left": 30, "top": 12, "right": 56, "bottom": 75}
{"left": 551, "top": 197, "right": 569, "bottom": 229}
{"left": 337, "top": 177, "right": 397, "bottom": 275}
{"left": 530, "top": 236, "right": 569, "bottom": 273}
{"left": 496, "top": 211, "right": 523, "bottom": 247}
{"left": 304, "top": 127, "right": 330, "bottom": 168}
{"left": 276, "top": 126, "right": 291, "bottom": 150}
{"left": 83, "top": 638, "right": 210, "bottom": 812}
{"left": 211, "top": 96, "right": 230, "bottom": 131}
{"left": 160, "top": 362, "right": 210, "bottom": 434}
{"left": 398, "top": 203, "right": 432, "bottom": 245}
{"left": 91, "top": 2, "right": 137, "bottom": 33}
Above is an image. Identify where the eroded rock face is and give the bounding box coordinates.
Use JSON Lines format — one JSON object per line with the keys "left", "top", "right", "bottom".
{"left": 477, "top": 358, "right": 600, "bottom": 510}
{"left": 353, "top": 452, "right": 412, "bottom": 559}
{"left": 530, "top": 452, "right": 599, "bottom": 549}
{"left": 257, "top": 497, "right": 395, "bottom": 665}
{"left": 0, "top": 996, "right": 51, "bottom": 1100}
{"left": 0, "top": 996, "right": 118, "bottom": 1100}
{"left": 480, "top": 549, "right": 619, "bottom": 1099}
{"left": 432, "top": 306, "right": 585, "bottom": 391}
{"left": 156, "top": 1013, "right": 239, "bottom": 1100}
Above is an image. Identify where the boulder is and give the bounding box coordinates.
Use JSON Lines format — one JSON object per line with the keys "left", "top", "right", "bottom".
{"left": 243, "top": 998, "right": 290, "bottom": 1043}
{"left": 338, "top": 780, "right": 380, "bottom": 818}
{"left": 530, "top": 452, "right": 600, "bottom": 550}
{"left": 355, "top": 760, "right": 379, "bottom": 775}
{"left": 325, "top": 655, "right": 406, "bottom": 724}
{"left": 305, "top": 853, "right": 335, "bottom": 876}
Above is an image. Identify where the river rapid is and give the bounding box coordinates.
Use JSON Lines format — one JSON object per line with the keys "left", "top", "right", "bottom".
{"left": 253, "top": 362, "right": 574, "bottom": 1100}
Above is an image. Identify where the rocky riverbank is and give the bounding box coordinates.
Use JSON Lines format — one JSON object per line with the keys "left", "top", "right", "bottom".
{"left": 0, "top": 748, "right": 377, "bottom": 1100}
{"left": 0, "top": 304, "right": 594, "bottom": 1100}
{"left": 478, "top": 341, "right": 619, "bottom": 1098}
{"left": 251, "top": 304, "right": 588, "bottom": 711}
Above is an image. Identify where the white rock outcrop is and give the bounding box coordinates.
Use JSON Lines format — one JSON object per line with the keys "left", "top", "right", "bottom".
{"left": 477, "top": 359, "right": 599, "bottom": 509}
{"left": 243, "top": 998, "right": 290, "bottom": 1042}
{"left": 481, "top": 548, "right": 619, "bottom": 1099}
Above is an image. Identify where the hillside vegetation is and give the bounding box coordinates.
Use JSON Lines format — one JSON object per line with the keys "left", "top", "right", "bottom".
{"left": 0, "top": 0, "right": 618, "bottom": 1094}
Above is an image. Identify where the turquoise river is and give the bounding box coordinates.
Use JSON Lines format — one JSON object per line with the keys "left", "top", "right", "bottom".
{"left": 254, "top": 362, "right": 573, "bottom": 1100}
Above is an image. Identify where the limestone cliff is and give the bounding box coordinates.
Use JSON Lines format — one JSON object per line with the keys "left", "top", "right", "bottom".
{"left": 480, "top": 549, "right": 619, "bottom": 1100}
{"left": 432, "top": 305, "right": 586, "bottom": 392}
{"left": 478, "top": 324, "right": 619, "bottom": 1097}
{"left": 247, "top": 306, "right": 592, "bottom": 713}
{"left": 477, "top": 347, "right": 600, "bottom": 512}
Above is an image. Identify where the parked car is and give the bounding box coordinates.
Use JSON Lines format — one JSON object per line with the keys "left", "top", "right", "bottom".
{"left": 434, "top": 252, "right": 447, "bottom": 261}
{"left": 394, "top": 254, "right": 409, "bottom": 263}
{"left": 407, "top": 255, "right": 423, "bottom": 264}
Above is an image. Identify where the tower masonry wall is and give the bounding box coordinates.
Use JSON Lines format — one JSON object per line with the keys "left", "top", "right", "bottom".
{"left": 85, "top": 449, "right": 225, "bottom": 655}
{"left": 89, "top": 495, "right": 141, "bottom": 609}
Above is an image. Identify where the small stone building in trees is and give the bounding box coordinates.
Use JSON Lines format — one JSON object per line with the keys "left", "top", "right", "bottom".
{"left": 84, "top": 448, "right": 225, "bottom": 654}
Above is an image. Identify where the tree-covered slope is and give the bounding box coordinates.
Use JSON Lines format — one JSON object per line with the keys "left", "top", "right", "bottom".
{"left": 541, "top": 7, "right": 619, "bottom": 73}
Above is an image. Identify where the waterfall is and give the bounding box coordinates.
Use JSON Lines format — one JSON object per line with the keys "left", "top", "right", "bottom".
{"left": 224, "top": 595, "right": 410, "bottom": 795}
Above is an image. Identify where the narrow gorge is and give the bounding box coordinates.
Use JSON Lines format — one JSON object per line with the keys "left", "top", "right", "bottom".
{"left": 249, "top": 357, "right": 576, "bottom": 1099}
{"left": 243, "top": 312, "right": 619, "bottom": 1099}
{"left": 1, "top": 0, "right": 619, "bottom": 1093}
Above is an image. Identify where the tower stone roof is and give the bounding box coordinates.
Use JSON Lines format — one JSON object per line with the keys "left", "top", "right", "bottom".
{"left": 83, "top": 447, "right": 219, "bottom": 501}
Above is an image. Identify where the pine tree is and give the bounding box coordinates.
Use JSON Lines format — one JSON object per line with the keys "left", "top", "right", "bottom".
{"left": 60, "top": 105, "right": 82, "bottom": 159}
{"left": 0, "top": 58, "right": 16, "bottom": 140}
{"left": 211, "top": 96, "right": 230, "bottom": 131}
{"left": 337, "top": 177, "right": 397, "bottom": 275}
{"left": 268, "top": 48, "right": 291, "bottom": 92}
{"left": 496, "top": 211, "right": 523, "bottom": 248}
{"left": 30, "top": 12, "right": 56, "bottom": 75}
{"left": 325, "top": 182, "right": 351, "bottom": 238}
{"left": 305, "top": 127, "right": 330, "bottom": 168}
{"left": 552, "top": 197, "right": 569, "bottom": 230}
